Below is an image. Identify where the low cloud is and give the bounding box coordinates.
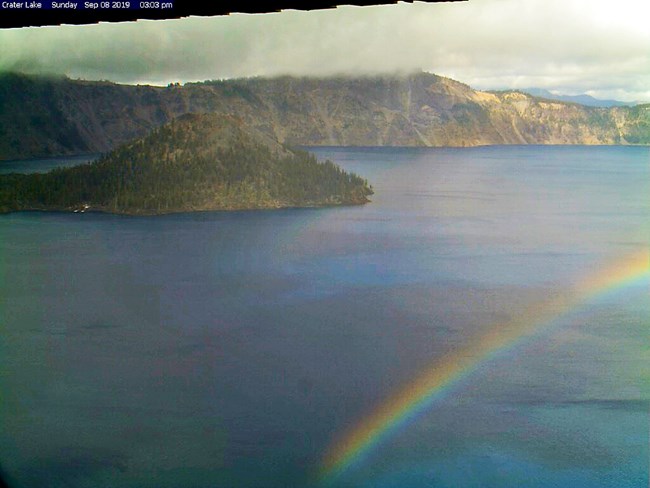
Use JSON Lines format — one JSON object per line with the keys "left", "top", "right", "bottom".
{"left": 1, "top": 0, "right": 648, "bottom": 102}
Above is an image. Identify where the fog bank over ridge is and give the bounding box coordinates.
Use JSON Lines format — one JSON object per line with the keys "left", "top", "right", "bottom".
{"left": 0, "top": 0, "right": 649, "bottom": 103}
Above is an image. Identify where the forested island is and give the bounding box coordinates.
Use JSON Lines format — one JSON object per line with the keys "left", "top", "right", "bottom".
{"left": 0, "top": 113, "right": 373, "bottom": 215}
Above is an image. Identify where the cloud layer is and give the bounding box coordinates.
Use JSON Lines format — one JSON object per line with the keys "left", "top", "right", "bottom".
{"left": 1, "top": 0, "right": 649, "bottom": 102}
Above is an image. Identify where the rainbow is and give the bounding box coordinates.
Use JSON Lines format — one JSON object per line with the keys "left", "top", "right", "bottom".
{"left": 320, "top": 249, "right": 649, "bottom": 482}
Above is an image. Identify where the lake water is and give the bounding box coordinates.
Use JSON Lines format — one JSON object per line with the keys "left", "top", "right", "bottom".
{"left": 1, "top": 146, "right": 648, "bottom": 487}
{"left": 0, "top": 154, "right": 99, "bottom": 175}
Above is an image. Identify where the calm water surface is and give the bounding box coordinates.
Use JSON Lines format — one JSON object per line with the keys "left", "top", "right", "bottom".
{"left": 0, "top": 154, "right": 99, "bottom": 175}
{"left": 1, "top": 146, "right": 648, "bottom": 487}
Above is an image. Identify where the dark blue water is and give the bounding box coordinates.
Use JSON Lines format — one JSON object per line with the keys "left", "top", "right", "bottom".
{"left": 1, "top": 146, "right": 648, "bottom": 487}
{"left": 0, "top": 154, "right": 99, "bottom": 175}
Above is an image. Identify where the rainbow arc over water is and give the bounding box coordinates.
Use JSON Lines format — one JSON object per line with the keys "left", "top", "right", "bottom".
{"left": 319, "top": 250, "right": 649, "bottom": 482}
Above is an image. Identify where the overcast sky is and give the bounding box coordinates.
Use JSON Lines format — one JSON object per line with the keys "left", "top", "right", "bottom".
{"left": 1, "top": 0, "right": 649, "bottom": 102}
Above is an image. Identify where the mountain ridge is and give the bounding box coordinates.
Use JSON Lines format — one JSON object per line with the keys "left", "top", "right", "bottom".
{"left": 517, "top": 88, "right": 634, "bottom": 108}
{"left": 0, "top": 71, "right": 648, "bottom": 160}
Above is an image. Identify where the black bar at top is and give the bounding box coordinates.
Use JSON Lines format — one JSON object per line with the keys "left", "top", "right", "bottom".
{"left": 1, "top": 0, "right": 467, "bottom": 28}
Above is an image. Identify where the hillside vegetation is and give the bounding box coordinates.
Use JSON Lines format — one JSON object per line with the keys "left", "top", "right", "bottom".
{"left": 1, "top": 72, "right": 648, "bottom": 160}
{"left": 0, "top": 114, "right": 373, "bottom": 214}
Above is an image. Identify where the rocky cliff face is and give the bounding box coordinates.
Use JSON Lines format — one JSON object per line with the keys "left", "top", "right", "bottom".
{"left": 1, "top": 72, "right": 648, "bottom": 160}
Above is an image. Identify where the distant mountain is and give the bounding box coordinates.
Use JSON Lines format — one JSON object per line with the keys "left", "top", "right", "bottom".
{"left": 0, "top": 113, "right": 373, "bottom": 214}
{"left": 520, "top": 88, "right": 632, "bottom": 108}
{"left": 0, "top": 72, "right": 649, "bottom": 160}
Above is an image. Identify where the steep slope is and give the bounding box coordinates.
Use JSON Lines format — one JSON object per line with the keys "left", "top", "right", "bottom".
{"left": 0, "top": 72, "right": 648, "bottom": 160}
{"left": 0, "top": 113, "right": 373, "bottom": 214}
